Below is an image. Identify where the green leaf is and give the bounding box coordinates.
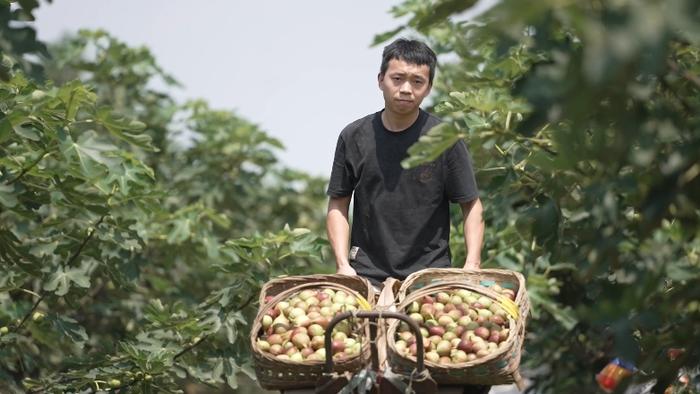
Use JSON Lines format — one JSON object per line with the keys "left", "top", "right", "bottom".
{"left": 13, "top": 122, "right": 40, "bottom": 141}
{"left": 96, "top": 107, "right": 146, "bottom": 132}
{"left": 166, "top": 217, "right": 192, "bottom": 244}
{"left": 1, "top": 111, "right": 40, "bottom": 141}
{"left": 372, "top": 25, "right": 406, "bottom": 46}
{"left": 402, "top": 123, "right": 463, "bottom": 168}
{"left": 211, "top": 359, "right": 224, "bottom": 381}
{"left": 17, "top": 0, "right": 42, "bottom": 17}
{"left": 414, "top": 0, "right": 479, "bottom": 30}
{"left": 0, "top": 183, "right": 18, "bottom": 208}
{"left": 49, "top": 315, "right": 88, "bottom": 347}
{"left": 665, "top": 262, "right": 700, "bottom": 281}
{"left": 528, "top": 150, "right": 573, "bottom": 171}
{"left": 43, "top": 260, "right": 95, "bottom": 296}
{"left": 29, "top": 240, "right": 59, "bottom": 257}
{"left": 239, "top": 362, "right": 256, "bottom": 381}
{"left": 224, "top": 316, "right": 237, "bottom": 344}
{"left": 530, "top": 291, "right": 579, "bottom": 330}
{"left": 59, "top": 131, "right": 118, "bottom": 179}
{"left": 0, "top": 117, "right": 12, "bottom": 143}
{"left": 223, "top": 358, "right": 239, "bottom": 389}
{"left": 96, "top": 107, "right": 154, "bottom": 150}
{"left": 99, "top": 155, "right": 155, "bottom": 196}
{"left": 57, "top": 81, "right": 96, "bottom": 122}
{"left": 198, "top": 309, "right": 222, "bottom": 335}
{"left": 0, "top": 333, "right": 22, "bottom": 346}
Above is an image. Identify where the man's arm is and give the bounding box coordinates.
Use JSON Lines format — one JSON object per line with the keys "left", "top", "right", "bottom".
{"left": 326, "top": 195, "right": 356, "bottom": 275}
{"left": 460, "top": 197, "right": 484, "bottom": 270}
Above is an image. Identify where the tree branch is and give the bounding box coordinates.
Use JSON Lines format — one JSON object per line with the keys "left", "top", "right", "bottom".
{"left": 173, "top": 335, "right": 210, "bottom": 361}
{"left": 67, "top": 214, "right": 106, "bottom": 267}
{"left": 16, "top": 293, "right": 44, "bottom": 331}
{"left": 7, "top": 150, "right": 49, "bottom": 185}
{"left": 173, "top": 292, "right": 256, "bottom": 361}
{"left": 17, "top": 214, "right": 106, "bottom": 333}
{"left": 25, "top": 279, "right": 258, "bottom": 393}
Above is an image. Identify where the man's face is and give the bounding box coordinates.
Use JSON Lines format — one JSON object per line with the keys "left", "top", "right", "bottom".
{"left": 378, "top": 58, "right": 432, "bottom": 116}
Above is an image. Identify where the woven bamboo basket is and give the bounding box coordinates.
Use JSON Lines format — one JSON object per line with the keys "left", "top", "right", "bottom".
{"left": 251, "top": 275, "right": 376, "bottom": 390}
{"left": 386, "top": 281, "right": 526, "bottom": 387}
{"left": 398, "top": 268, "right": 530, "bottom": 326}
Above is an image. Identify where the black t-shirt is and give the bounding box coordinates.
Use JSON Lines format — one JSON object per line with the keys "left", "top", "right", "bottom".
{"left": 327, "top": 109, "right": 479, "bottom": 286}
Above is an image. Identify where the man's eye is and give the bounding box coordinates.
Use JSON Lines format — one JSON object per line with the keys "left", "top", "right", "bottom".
{"left": 414, "top": 80, "right": 424, "bottom": 85}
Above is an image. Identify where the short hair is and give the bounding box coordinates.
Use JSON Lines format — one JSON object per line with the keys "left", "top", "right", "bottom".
{"left": 380, "top": 38, "right": 437, "bottom": 84}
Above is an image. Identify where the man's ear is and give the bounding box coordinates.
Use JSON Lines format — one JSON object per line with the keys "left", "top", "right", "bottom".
{"left": 377, "top": 73, "right": 383, "bottom": 88}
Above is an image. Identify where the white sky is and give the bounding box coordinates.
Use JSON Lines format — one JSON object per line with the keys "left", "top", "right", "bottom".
{"left": 33, "top": 1, "right": 407, "bottom": 177}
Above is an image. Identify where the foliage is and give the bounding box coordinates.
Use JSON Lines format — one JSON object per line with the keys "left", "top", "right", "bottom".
{"left": 377, "top": 0, "right": 700, "bottom": 392}
{"left": 5, "top": 0, "right": 700, "bottom": 392}
{"left": 0, "top": 0, "right": 51, "bottom": 81}
{"left": 1, "top": 14, "right": 328, "bottom": 394}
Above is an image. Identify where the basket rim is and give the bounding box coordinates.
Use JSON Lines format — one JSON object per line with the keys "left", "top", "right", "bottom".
{"left": 398, "top": 268, "right": 526, "bottom": 300}
{"left": 386, "top": 282, "right": 522, "bottom": 370}
{"left": 259, "top": 273, "right": 376, "bottom": 305}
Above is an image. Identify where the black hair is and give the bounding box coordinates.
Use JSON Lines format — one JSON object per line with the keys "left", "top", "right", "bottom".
{"left": 380, "top": 38, "right": 437, "bottom": 84}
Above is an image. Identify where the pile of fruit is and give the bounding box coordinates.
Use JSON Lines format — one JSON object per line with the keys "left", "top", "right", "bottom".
{"left": 256, "top": 287, "right": 365, "bottom": 362}
{"left": 393, "top": 285, "right": 516, "bottom": 365}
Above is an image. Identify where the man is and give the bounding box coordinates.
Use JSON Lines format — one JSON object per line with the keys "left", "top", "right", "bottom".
{"left": 326, "top": 38, "right": 488, "bottom": 394}
{"left": 326, "top": 38, "right": 484, "bottom": 287}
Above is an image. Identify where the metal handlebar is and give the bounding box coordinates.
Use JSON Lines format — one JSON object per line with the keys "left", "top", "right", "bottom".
{"left": 323, "top": 311, "right": 425, "bottom": 373}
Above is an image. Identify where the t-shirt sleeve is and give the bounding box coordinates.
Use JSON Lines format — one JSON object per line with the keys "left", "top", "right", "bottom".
{"left": 327, "top": 134, "right": 356, "bottom": 197}
{"left": 445, "top": 139, "right": 479, "bottom": 203}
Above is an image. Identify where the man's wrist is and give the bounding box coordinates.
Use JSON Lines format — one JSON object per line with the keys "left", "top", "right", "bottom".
{"left": 336, "top": 259, "right": 351, "bottom": 269}
{"left": 464, "top": 256, "right": 481, "bottom": 269}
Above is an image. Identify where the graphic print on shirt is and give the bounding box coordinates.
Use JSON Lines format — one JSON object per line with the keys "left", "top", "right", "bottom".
{"left": 415, "top": 161, "right": 437, "bottom": 184}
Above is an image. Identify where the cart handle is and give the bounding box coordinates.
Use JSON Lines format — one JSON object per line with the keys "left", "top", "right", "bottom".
{"left": 323, "top": 311, "right": 426, "bottom": 374}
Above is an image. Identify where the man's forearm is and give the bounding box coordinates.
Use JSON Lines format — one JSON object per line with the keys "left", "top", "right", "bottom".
{"left": 327, "top": 210, "right": 350, "bottom": 268}
{"left": 462, "top": 198, "right": 484, "bottom": 268}
{"left": 326, "top": 196, "right": 352, "bottom": 270}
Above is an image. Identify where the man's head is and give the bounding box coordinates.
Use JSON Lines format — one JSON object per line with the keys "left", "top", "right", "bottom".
{"left": 379, "top": 38, "right": 437, "bottom": 85}
{"left": 378, "top": 38, "right": 436, "bottom": 118}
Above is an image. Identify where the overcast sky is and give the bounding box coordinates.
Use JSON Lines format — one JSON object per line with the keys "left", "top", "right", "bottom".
{"left": 34, "top": 1, "right": 409, "bottom": 177}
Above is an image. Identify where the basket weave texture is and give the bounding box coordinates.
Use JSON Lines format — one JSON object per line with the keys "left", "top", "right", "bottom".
{"left": 251, "top": 274, "right": 376, "bottom": 390}
{"left": 387, "top": 268, "right": 529, "bottom": 386}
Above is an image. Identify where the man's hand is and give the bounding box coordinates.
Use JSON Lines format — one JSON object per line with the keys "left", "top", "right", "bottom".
{"left": 337, "top": 264, "right": 357, "bottom": 276}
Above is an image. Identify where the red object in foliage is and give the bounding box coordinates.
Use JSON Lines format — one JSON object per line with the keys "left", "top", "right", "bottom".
{"left": 596, "top": 358, "right": 635, "bottom": 393}
{"left": 667, "top": 348, "right": 685, "bottom": 361}
{"left": 597, "top": 375, "right": 616, "bottom": 390}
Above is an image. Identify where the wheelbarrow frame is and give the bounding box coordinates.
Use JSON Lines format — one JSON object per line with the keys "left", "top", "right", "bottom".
{"left": 315, "top": 310, "right": 437, "bottom": 394}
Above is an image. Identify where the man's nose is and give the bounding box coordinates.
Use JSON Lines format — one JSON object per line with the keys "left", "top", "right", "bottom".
{"left": 399, "top": 81, "right": 412, "bottom": 94}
